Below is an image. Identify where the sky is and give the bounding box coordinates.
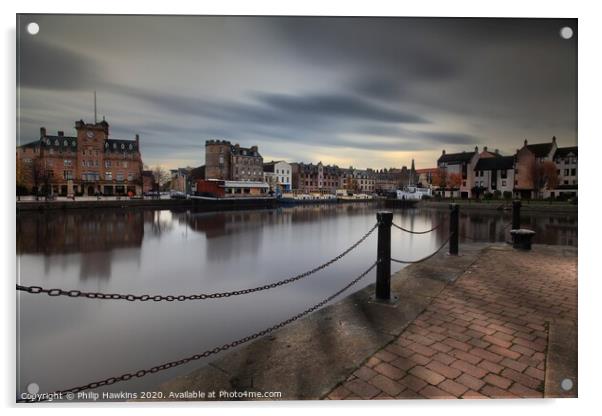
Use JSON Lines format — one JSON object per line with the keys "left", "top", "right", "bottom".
{"left": 17, "top": 15, "right": 577, "bottom": 170}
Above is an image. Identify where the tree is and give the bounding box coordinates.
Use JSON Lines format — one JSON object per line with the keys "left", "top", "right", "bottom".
{"left": 431, "top": 168, "right": 448, "bottom": 189}
{"left": 151, "top": 165, "right": 170, "bottom": 191}
{"left": 448, "top": 172, "right": 462, "bottom": 189}
{"left": 527, "top": 159, "right": 559, "bottom": 198}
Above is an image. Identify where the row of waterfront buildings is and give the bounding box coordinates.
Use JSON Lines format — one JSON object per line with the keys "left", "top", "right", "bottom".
{"left": 16, "top": 118, "right": 577, "bottom": 199}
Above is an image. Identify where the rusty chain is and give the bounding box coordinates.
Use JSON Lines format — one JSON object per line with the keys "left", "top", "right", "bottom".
{"left": 16, "top": 223, "right": 378, "bottom": 302}
{"left": 391, "top": 234, "right": 453, "bottom": 264}
{"left": 17, "top": 261, "right": 378, "bottom": 403}
{"left": 391, "top": 221, "right": 442, "bottom": 234}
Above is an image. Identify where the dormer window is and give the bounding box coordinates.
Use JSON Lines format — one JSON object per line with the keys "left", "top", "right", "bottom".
{"left": 121, "top": 143, "right": 125, "bottom": 149}
{"left": 113, "top": 143, "right": 117, "bottom": 149}
{"left": 129, "top": 144, "right": 133, "bottom": 150}
{"left": 63, "top": 140, "right": 68, "bottom": 146}
{"left": 54, "top": 139, "right": 59, "bottom": 145}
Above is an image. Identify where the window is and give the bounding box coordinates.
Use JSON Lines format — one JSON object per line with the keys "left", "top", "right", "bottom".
{"left": 128, "top": 173, "right": 134, "bottom": 181}
{"left": 564, "top": 169, "right": 569, "bottom": 176}
{"left": 105, "top": 171, "right": 112, "bottom": 180}
{"left": 219, "top": 155, "right": 224, "bottom": 165}
{"left": 502, "top": 180, "right": 506, "bottom": 187}
{"left": 571, "top": 168, "right": 576, "bottom": 176}
{"left": 63, "top": 170, "right": 73, "bottom": 180}
{"left": 105, "top": 160, "right": 111, "bottom": 168}
{"left": 116, "top": 173, "right": 124, "bottom": 181}
{"left": 64, "top": 159, "right": 72, "bottom": 167}
{"left": 501, "top": 169, "right": 507, "bottom": 179}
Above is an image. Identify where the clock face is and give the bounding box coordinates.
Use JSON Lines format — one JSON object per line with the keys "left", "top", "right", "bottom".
{"left": 86, "top": 130, "right": 94, "bottom": 139}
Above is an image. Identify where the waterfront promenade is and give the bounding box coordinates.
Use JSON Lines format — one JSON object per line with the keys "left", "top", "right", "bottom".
{"left": 156, "top": 243, "right": 577, "bottom": 400}
{"left": 328, "top": 245, "right": 577, "bottom": 399}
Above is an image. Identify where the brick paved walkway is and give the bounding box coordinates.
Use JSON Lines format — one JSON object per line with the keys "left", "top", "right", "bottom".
{"left": 327, "top": 246, "right": 577, "bottom": 400}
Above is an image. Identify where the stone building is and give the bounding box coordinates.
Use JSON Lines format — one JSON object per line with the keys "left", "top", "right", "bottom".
{"left": 205, "top": 140, "right": 263, "bottom": 181}
{"left": 437, "top": 147, "right": 490, "bottom": 199}
{"left": 545, "top": 145, "right": 577, "bottom": 199}
{"left": 514, "top": 137, "right": 558, "bottom": 199}
{"left": 16, "top": 119, "right": 143, "bottom": 196}
{"left": 291, "top": 162, "right": 341, "bottom": 194}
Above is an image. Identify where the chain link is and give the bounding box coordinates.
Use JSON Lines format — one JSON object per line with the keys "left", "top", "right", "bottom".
{"left": 391, "top": 234, "right": 453, "bottom": 264}
{"left": 391, "top": 221, "right": 442, "bottom": 234}
{"left": 17, "top": 261, "right": 377, "bottom": 403}
{"left": 16, "top": 223, "right": 378, "bottom": 302}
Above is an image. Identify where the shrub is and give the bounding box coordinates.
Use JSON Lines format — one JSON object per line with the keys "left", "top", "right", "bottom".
{"left": 493, "top": 190, "right": 502, "bottom": 199}
{"left": 503, "top": 191, "right": 512, "bottom": 200}
{"left": 483, "top": 192, "right": 494, "bottom": 200}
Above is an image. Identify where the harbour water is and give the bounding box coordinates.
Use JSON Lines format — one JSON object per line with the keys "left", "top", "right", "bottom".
{"left": 16, "top": 204, "right": 577, "bottom": 399}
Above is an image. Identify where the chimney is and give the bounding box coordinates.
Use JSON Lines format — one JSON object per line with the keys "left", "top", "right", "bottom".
{"left": 483, "top": 146, "right": 488, "bottom": 152}
{"left": 251, "top": 145, "right": 258, "bottom": 152}
{"left": 57, "top": 131, "right": 64, "bottom": 137}
{"left": 135, "top": 134, "right": 140, "bottom": 144}
{"left": 524, "top": 139, "right": 528, "bottom": 146}
{"left": 495, "top": 149, "right": 499, "bottom": 154}
{"left": 552, "top": 136, "right": 557, "bottom": 143}
{"left": 442, "top": 149, "right": 446, "bottom": 155}
{"left": 40, "top": 127, "right": 46, "bottom": 138}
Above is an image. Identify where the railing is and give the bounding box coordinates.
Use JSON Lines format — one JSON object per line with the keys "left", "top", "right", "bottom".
{"left": 18, "top": 202, "right": 517, "bottom": 402}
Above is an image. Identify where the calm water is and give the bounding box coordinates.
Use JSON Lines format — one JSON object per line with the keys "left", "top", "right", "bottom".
{"left": 16, "top": 204, "right": 577, "bottom": 399}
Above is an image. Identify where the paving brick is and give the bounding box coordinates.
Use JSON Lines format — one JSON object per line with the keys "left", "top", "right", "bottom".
{"left": 509, "top": 382, "right": 543, "bottom": 398}
{"left": 500, "top": 358, "right": 528, "bottom": 373}
{"left": 461, "top": 390, "right": 488, "bottom": 399}
{"left": 419, "top": 385, "right": 455, "bottom": 399}
{"left": 365, "top": 356, "right": 382, "bottom": 368}
{"left": 469, "top": 323, "right": 496, "bottom": 336}
{"left": 409, "top": 353, "right": 431, "bottom": 366}
{"left": 451, "top": 360, "right": 487, "bottom": 379}
{"left": 468, "top": 337, "right": 491, "bottom": 349}
{"left": 488, "top": 344, "right": 521, "bottom": 360}
{"left": 510, "top": 343, "right": 535, "bottom": 357}
{"left": 374, "top": 349, "right": 398, "bottom": 362}
{"left": 500, "top": 368, "right": 542, "bottom": 390}
{"left": 431, "top": 342, "right": 453, "bottom": 353}
{"left": 438, "top": 379, "right": 469, "bottom": 397}
{"left": 524, "top": 366, "right": 545, "bottom": 381}
{"left": 483, "top": 374, "right": 513, "bottom": 389}
{"left": 483, "top": 335, "right": 513, "bottom": 349}
{"left": 410, "top": 366, "right": 446, "bottom": 385}
{"left": 396, "top": 388, "right": 422, "bottom": 399}
{"left": 481, "top": 385, "right": 519, "bottom": 398}
{"left": 373, "top": 362, "right": 405, "bottom": 380}
{"left": 450, "top": 349, "right": 482, "bottom": 365}
{"left": 390, "top": 356, "right": 415, "bottom": 371}
{"left": 399, "top": 374, "right": 428, "bottom": 392}
{"left": 456, "top": 373, "right": 486, "bottom": 391}
{"left": 432, "top": 352, "right": 456, "bottom": 366}
{"left": 353, "top": 365, "right": 377, "bottom": 381}
{"left": 426, "top": 360, "right": 462, "bottom": 379}
{"left": 444, "top": 338, "right": 472, "bottom": 352}
{"left": 343, "top": 379, "right": 381, "bottom": 399}
{"left": 407, "top": 343, "right": 437, "bottom": 357}
{"left": 478, "top": 360, "right": 504, "bottom": 374}
{"left": 328, "top": 385, "right": 352, "bottom": 400}
{"left": 368, "top": 374, "right": 405, "bottom": 397}
{"left": 470, "top": 347, "right": 504, "bottom": 363}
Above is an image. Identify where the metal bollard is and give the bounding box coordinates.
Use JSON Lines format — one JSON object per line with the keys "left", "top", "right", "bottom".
{"left": 512, "top": 200, "right": 521, "bottom": 230}
{"left": 375, "top": 211, "right": 393, "bottom": 301}
{"left": 449, "top": 203, "right": 459, "bottom": 255}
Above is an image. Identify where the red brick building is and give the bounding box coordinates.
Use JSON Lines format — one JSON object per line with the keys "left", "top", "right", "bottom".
{"left": 16, "top": 119, "right": 144, "bottom": 196}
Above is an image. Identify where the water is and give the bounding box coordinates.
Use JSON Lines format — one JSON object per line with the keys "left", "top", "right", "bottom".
{"left": 16, "top": 203, "right": 577, "bottom": 400}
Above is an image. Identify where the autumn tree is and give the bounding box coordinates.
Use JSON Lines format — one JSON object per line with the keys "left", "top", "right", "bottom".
{"left": 152, "top": 165, "right": 170, "bottom": 191}
{"left": 448, "top": 172, "right": 462, "bottom": 189}
{"left": 431, "top": 168, "right": 448, "bottom": 189}
{"left": 528, "top": 159, "right": 559, "bottom": 198}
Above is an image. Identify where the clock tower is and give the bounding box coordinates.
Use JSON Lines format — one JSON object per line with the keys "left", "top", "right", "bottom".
{"left": 75, "top": 119, "right": 110, "bottom": 195}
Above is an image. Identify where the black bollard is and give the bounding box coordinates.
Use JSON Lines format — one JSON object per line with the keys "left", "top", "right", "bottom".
{"left": 512, "top": 200, "right": 521, "bottom": 230}
{"left": 449, "top": 203, "right": 459, "bottom": 255}
{"left": 375, "top": 211, "right": 393, "bottom": 301}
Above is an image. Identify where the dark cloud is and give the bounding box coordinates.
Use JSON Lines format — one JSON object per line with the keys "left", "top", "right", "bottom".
{"left": 16, "top": 15, "right": 577, "bottom": 168}
{"left": 18, "top": 37, "right": 105, "bottom": 90}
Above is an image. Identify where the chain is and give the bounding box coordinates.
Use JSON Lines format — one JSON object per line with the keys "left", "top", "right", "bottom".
{"left": 18, "top": 261, "right": 377, "bottom": 403}
{"left": 391, "top": 234, "right": 452, "bottom": 264}
{"left": 391, "top": 221, "right": 442, "bottom": 235}
{"left": 16, "top": 223, "right": 378, "bottom": 302}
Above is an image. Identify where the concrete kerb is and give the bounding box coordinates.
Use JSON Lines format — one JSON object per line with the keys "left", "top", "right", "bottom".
{"left": 155, "top": 243, "right": 489, "bottom": 400}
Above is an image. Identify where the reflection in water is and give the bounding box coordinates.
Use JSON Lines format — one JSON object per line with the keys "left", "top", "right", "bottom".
{"left": 16, "top": 204, "right": 577, "bottom": 399}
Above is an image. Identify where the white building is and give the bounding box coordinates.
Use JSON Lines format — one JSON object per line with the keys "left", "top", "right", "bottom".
{"left": 473, "top": 155, "right": 515, "bottom": 196}
{"left": 263, "top": 160, "right": 292, "bottom": 192}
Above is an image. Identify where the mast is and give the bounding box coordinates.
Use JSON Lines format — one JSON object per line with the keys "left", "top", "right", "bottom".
{"left": 94, "top": 90, "right": 97, "bottom": 123}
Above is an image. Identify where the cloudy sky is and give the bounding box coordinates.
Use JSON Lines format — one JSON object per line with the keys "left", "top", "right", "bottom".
{"left": 17, "top": 15, "right": 577, "bottom": 170}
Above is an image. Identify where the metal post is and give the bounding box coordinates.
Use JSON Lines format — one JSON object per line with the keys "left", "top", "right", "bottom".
{"left": 449, "top": 203, "right": 459, "bottom": 255}
{"left": 375, "top": 211, "right": 393, "bottom": 301}
{"left": 512, "top": 200, "right": 521, "bottom": 230}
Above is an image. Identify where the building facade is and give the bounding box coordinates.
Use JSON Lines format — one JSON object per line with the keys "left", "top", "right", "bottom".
{"left": 263, "top": 161, "right": 292, "bottom": 193}
{"left": 17, "top": 120, "right": 143, "bottom": 196}
{"left": 514, "top": 138, "right": 558, "bottom": 199}
{"left": 291, "top": 162, "right": 341, "bottom": 194}
{"left": 205, "top": 140, "right": 263, "bottom": 182}
{"left": 473, "top": 155, "right": 515, "bottom": 196}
